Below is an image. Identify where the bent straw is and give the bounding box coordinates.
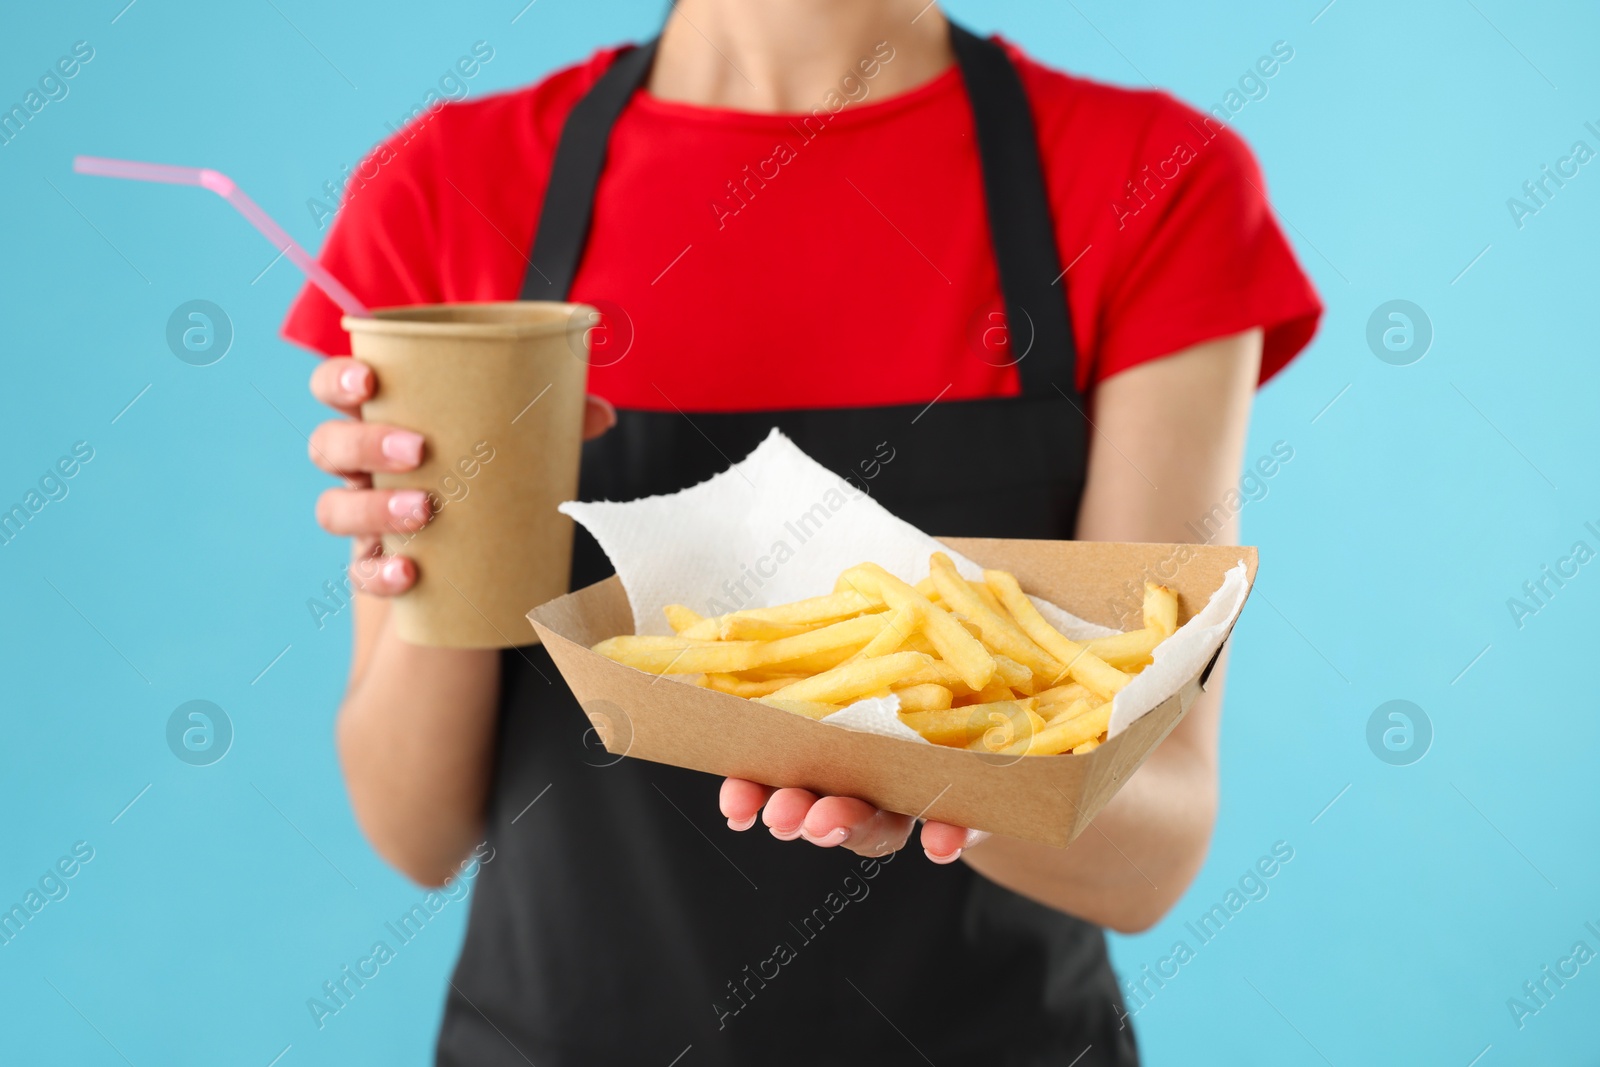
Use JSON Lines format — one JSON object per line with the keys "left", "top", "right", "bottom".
{"left": 73, "top": 155, "right": 371, "bottom": 318}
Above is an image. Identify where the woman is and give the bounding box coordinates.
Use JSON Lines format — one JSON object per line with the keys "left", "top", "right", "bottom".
{"left": 284, "top": 2, "right": 1320, "bottom": 1063}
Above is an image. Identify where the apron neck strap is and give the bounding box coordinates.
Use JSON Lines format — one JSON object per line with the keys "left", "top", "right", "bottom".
{"left": 523, "top": 24, "right": 1081, "bottom": 402}
{"left": 526, "top": 38, "right": 660, "bottom": 302}
{"left": 946, "top": 23, "right": 1077, "bottom": 400}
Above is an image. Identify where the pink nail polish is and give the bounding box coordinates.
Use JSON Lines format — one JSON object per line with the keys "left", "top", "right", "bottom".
{"left": 381, "top": 431, "right": 424, "bottom": 466}
{"left": 339, "top": 365, "right": 369, "bottom": 396}
{"left": 925, "top": 848, "right": 963, "bottom": 865}
{"left": 727, "top": 815, "right": 757, "bottom": 832}
{"left": 387, "top": 490, "right": 427, "bottom": 522}
{"left": 381, "top": 557, "right": 408, "bottom": 585}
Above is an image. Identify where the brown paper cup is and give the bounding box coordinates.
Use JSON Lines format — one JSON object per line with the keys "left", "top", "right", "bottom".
{"left": 343, "top": 302, "right": 592, "bottom": 649}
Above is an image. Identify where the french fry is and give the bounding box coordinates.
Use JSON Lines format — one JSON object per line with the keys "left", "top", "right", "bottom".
{"left": 896, "top": 659, "right": 976, "bottom": 694}
{"left": 968, "top": 580, "right": 1008, "bottom": 619}
{"left": 718, "top": 616, "right": 819, "bottom": 641}
{"left": 964, "top": 699, "right": 1044, "bottom": 755}
{"left": 1084, "top": 629, "right": 1164, "bottom": 670}
{"left": 740, "top": 590, "right": 879, "bottom": 623}
{"left": 891, "top": 683, "right": 953, "bottom": 712}
{"left": 691, "top": 590, "right": 881, "bottom": 639}
{"left": 850, "top": 603, "right": 922, "bottom": 660}
{"left": 1043, "top": 697, "right": 1092, "bottom": 727}
{"left": 840, "top": 563, "right": 995, "bottom": 690}
{"left": 902, "top": 699, "right": 1032, "bottom": 747}
{"left": 766, "top": 651, "right": 931, "bottom": 705}
{"left": 983, "top": 569, "right": 1132, "bottom": 700}
{"left": 1035, "top": 681, "right": 1092, "bottom": 708}
{"left": 971, "top": 680, "right": 1015, "bottom": 705}
{"left": 1028, "top": 703, "right": 1112, "bottom": 756}
{"left": 747, "top": 613, "right": 889, "bottom": 669}
{"left": 991, "top": 655, "right": 1033, "bottom": 690}
{"left": 899, "top": 707, "right": 984, "bottom": 746}
{"left": 593, "top": 636, "right": 766, "bottom": 674}
{"left": 678, "top": 617, "right": 722, "bottom": 640}
{"left": 929, "top": 553, "right": 1062, "bottom": 678}
{"left": 663, "top": 604, "right": 705, "bottom": 634}
{"left": 758, "top": 698, "right": 842, "bottom": 720}
{"left": 1144, "top": 582, "right": 1179, "bottom": 637}
{"left": 742, "top": 646, "right": 865, "bottom": 678}
{"left": 1072, "top": 737, "right": 1103, "bottom": 754}
{"left": 704, "top": 673, "right": 804, "bottom": 698}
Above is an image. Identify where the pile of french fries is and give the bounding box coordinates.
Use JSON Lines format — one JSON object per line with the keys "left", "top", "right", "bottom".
{"left": 592, "top": 552, "right": 1178, "bottom": 757}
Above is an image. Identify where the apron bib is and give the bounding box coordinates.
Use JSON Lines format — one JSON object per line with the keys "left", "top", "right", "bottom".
{"left": 438, "top": 24, "right": 1138, "bottom": 1067}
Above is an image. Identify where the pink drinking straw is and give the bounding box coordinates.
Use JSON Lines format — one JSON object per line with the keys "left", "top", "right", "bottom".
{"left": 73, "top": 155, "right": 371, "bottom": 318}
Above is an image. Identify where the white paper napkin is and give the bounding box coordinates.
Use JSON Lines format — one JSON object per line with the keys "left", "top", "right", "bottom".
{"left": 561, "top": 430, "right": 1246, "bottom": 739}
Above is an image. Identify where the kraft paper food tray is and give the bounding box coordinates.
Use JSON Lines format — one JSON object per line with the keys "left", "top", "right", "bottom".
{"left": 528, "top": 538, "right": 1257, "bottom": 848}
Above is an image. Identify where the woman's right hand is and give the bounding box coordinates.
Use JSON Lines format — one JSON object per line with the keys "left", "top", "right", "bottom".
{"left": 308, "top": 357, "right": 618, "bottom": 598}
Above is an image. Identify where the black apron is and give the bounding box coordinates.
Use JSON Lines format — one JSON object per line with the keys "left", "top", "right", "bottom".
{"left": 437, "top": 24, "right": 1138, "bottom": 1067}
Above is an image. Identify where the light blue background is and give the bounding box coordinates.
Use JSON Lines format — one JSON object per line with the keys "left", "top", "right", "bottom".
{"left": 2, "top": 1, "right": 1596, "bottom": 1064}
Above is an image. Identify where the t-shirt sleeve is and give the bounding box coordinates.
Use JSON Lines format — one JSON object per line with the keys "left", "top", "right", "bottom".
{"left": 1093, "top": 96, "right": 1322, "bottom": 386}
{"left": 280, "top": 118, "right": 445, "bottom": 357}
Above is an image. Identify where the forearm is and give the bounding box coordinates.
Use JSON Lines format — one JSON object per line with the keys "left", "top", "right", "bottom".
{"left": 303, "top": 358, "right": 528, "bottom": 887}
{"left": 959, "top": 659, "right": 1226, "bottom": 931}
{"left": 338, "top": 599, "right": 501, "bottom": 886}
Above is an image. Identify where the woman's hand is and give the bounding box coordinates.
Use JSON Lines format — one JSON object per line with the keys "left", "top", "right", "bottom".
{"left": 307, "top": 356, "right": 617, "bottom": 595}
{"left": 719, "top": 777, "right": 989, "bottom": 862}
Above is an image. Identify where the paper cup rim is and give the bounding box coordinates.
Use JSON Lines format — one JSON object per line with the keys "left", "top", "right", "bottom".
{"left": 342, "top": 301, "right": 595, "bottom": 340}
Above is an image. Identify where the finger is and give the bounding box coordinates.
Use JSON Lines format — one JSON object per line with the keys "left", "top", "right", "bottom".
{"left": 761, "top": 787, "right": 820, "bottom": 841}
{"left": 348, "top": 551, "right": 415, "bottom": 597}
{"left": 308, "top": 420, "right": 424, "bottom": 476}
{"left": 346, "top": 536, "right": 417, "bottom": 598}
{"left": 316, "top": 487, "right": 431, "bottom": 537}
{"left": 921, "top": 822, "right": 989, "bottom": 865}
{"left": 310, "top": 357, "right": 375, "bottom": 414}
{"left": 583, "top": 395, "right": 616, "bottom": 440}
{"left": 802, "top": 796, "right": 912, "bottom": 856}
{"left": 719, "top": 778, "right": 775, "bottom": 832}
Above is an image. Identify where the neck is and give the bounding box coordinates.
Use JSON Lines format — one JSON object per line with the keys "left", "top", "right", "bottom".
{"left": 651, "top": 0, "right": 953, "bottom": 112}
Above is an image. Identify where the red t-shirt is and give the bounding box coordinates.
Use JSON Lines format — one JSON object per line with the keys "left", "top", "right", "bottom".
{"left": 283, "top": 39, "right": 1321, "bottom": 410}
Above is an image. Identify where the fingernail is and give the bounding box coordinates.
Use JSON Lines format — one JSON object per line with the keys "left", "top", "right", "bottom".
{"left": 387, "top": 490, "right": 427, "bottom": 522}
{"left": 727, "top": 815, "right": 757, "bottom": 832}
{"left": 821, "top": 827, "right": 850, "bottom": 846}
{"left": 381, "top": 557, "right": 408, "bottom": 585}
{"left": 925, "top": 848, "right": 963, "bottom": 865}
{"left": 381, "top": 431, "right": 424, "bottom": 466}
{"left": 340, "top": 364, "right": 370, "bottom": 396}
{"left": 769, "top": 825, "right": 801, "bottom": 842}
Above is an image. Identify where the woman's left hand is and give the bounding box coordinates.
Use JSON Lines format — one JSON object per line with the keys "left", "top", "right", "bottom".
{"left": 719, "top": 778, "right": 989, "bottom": 862}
